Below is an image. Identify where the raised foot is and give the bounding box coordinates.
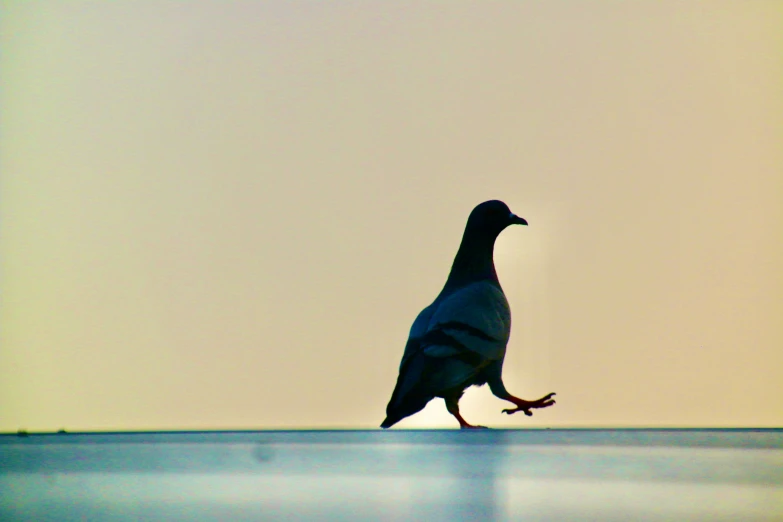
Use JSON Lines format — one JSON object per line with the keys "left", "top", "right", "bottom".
{"left": 502, "top": 392, "right": 556, "bottom": 416}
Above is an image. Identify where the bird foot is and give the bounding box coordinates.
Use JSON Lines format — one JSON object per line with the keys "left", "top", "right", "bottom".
{"left": 460, "top": 424, "right": 489, "bottom": 430}
{"left": 502, "top": 392, "right": 556, "bottom": 416}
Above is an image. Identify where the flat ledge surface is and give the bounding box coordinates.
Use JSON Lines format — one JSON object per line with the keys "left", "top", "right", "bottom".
{"left": 3, "top": 427, "right": 781, "bottom": 448}
{"left": 2, "top": 429, "right": 781, "bottom": 521}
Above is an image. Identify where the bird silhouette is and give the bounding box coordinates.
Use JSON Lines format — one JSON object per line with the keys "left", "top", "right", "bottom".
{"left": 381, "top": 200, "right": 556, "bottom": 429}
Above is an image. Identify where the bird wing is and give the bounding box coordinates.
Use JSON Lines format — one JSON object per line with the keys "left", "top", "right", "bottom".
{"left": 424, "top": 281, "right": 511, "bottom": 362}
{"left": 397, "top": 302, "right": 437, "bottom": 371}
{"left": 386, "top": 282, "right": 511, "bottom": 415}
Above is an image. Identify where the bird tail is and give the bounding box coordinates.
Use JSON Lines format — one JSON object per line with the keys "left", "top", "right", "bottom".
{"left": 381, "top": 403, "right": 425, "bottom": 429}
{"left": 380, "top": 416, "right": 398, "bottom": 429}
{"left": 380, "top": 398, "right": 408, "bottom": 429}
{"left": 380, "top": 354, "right": 432, "bottom": 429}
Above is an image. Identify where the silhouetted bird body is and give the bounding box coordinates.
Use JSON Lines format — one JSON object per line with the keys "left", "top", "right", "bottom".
{"left": 381, "top": 200, "right": 556, "bottom": 429}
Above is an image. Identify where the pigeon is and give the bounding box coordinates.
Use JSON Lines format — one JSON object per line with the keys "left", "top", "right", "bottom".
{"left": 381, "top": 200, "right": 556, "bottom": 429}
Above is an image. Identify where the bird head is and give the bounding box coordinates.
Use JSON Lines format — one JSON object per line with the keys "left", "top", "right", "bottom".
{"left": 466, "top": 200, "right": 528, "bottom": 238}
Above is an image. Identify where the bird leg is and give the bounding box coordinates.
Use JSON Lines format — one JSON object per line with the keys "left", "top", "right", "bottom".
{"left": 444, "top": 397, "right": 487, "bottom": 429}
{"left": 500, "top": 392, "right": 556, "bottom": 416}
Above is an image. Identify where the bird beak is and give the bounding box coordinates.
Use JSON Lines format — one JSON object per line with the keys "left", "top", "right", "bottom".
{"left": 510, "top": 213, "right": 528, "bottom": 226}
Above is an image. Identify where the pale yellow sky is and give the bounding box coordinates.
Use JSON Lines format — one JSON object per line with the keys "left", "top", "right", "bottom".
{"left": 1, "top": 1, "right": 781, "bottom": 431}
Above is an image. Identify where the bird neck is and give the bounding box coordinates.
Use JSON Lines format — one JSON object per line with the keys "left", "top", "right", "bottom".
{"left": 443, "top": 232, "right": 500, "bottom": 291}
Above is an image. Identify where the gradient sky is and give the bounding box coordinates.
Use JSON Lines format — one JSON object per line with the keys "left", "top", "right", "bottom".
{"left": 1, "top": 1, "right": 781, "bottom": 431}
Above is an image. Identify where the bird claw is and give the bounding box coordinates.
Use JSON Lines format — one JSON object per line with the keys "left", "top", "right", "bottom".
{"left": 460, "top": 424, "right": 489, "bottom": 429}
{"left": 501, "top": 393, "right": 556, "bottom": 416}
{"left": 502, "top": 407, "right": 533, "bottom": 416}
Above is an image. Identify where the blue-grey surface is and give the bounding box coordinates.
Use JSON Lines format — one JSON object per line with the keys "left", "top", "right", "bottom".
{"left": 2, "top": 429, "right": 782, "bottom": 521}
